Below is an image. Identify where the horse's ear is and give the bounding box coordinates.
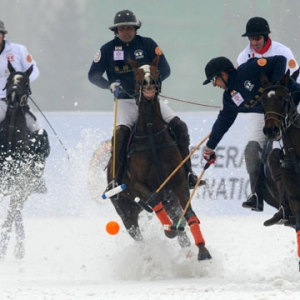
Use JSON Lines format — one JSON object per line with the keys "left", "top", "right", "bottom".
{"left": 152, "top": 55, "right": 160, "bottom": 67}
{"left": 280, "top": 69, "right": 290, "bottom": 86}
{"left": 291, "top": 68, "right": 300, "bottom": 81}
{"left": 25, "top": 64, "right": 34, "bottom": 77}
{"left": 127, "top": 58, "right": 139, "bottom": 70}
{"left": 260, "top": 72, "right": 270, "bottom": 88}
{"left": 7, "top": 60, "right": 16, "bottom": 73}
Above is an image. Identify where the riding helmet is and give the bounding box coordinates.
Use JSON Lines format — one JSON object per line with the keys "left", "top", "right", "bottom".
{"left": 241, "top": 17, "right": 271, "bottom": 36}
{"left": 203, "top": 57, "right": 235, "bottom": 85}
{"left": 0, "top": 20, "right": 7, "bottom": 34}
{"left": 109, "top": 9, "right": 141, "bottom": 31}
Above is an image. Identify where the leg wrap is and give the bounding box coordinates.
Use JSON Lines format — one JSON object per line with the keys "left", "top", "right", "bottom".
{"left": 153, "top": 202, "right": 172, "bottom": 226}
{"left": 297, "top": 230, "right": 300, "bottom": 258}
{"left": 187, "top": 216, "right": 205, "bottom": 245}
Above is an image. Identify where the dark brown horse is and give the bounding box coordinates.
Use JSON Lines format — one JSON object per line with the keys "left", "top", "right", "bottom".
{"left": 0, "top": 61, "right": 49, "bottom": 260}
{"left": 260, "top": 69, "right": 300, "bottom": 269}
{"left": 106, "top": 56, "right": 211, "bottom": 260}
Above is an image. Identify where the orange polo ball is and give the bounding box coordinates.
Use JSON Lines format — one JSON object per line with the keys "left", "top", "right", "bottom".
{"left": 106, "top": 221, "right": 120, "bottom": 235}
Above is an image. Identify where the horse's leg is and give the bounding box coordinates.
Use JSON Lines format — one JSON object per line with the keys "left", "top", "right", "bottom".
{"left": 163, "top": 191, "right": 191, "bottom": 248}
{"left": 133, "top": 181, "right": 177, "bottom": 238}
{"left": 14, "top": 209, "right": 25, "bottom": 259}
{"left": 184, "top": 207, "right": 212, "bottom": 261}
{"left": 0, "top": 208, "right": 14, "bottom": 259}
{"left": 110, "top": 196, "right": 143, "bottom": 242}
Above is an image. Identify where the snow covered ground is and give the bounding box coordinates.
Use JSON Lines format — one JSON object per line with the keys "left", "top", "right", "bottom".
{"left": 0, "top": 214, "right": 299, "bottom": 300}
{"left": 0, "top": 113, "right": 299, "bottom": 299}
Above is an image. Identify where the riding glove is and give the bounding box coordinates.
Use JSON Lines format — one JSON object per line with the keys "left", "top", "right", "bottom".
{"left": 109, "top": 82, "right": 121, "bottom": 93}
{"left": 203, "top": 146, "right": 216, "bottom": 164}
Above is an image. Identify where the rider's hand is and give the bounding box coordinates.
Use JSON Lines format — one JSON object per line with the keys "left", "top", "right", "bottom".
{"left": 109, "top": 81, "right": 121, "bottom": 93}
{"left": 203, "top": 146, "right": 216, "bottom": 164}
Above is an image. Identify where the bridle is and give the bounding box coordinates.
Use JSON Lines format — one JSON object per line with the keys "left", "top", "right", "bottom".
{"left": 134, "top": 66, "right": 161, "bottom": 105}
{"left": 262, "top": 84, "right": 300, "bottom": 174}
{"left": 263, "top": 85, "right": 300, "bottom": 131}
{"left": 5, "top": 72, "right": 31, "bottom": 112}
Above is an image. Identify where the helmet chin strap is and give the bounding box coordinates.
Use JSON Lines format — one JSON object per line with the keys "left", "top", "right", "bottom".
{"left": 219, "top": 72, "right": 228, "bottom": 89}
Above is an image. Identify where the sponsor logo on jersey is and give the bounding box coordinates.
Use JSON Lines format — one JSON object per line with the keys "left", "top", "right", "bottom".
{"left": 244, "top": 80, "right": 254, "bottom": 91}
{"left": 6, "top": 54, "right": 14, "bottom": 61}
{"left": 93, "top": 50, "right": 101, "bottom": 63}
{"left": 134, "top": 49, "right": 144, "bottom": 59}
{"left": 288, "top": 59, "right": 296, "bottom": 69}
{"left": 26, "top": 54, "right": 33, "bottom": 63}
{"left": 257, "top": 58, "right": 267, "bottom": 67}
{"left": 155, "top": 46, "right": 163, "bottom": 56}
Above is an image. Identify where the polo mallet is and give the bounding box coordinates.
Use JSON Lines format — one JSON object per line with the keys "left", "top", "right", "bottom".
{"left": 102, "top": 80, "right": 126, "bottom": 199}
{"left": 164, "top": 162, "right": 211, "bottom": 231}
{"left": 134, "top": 132, "right": 211, "bottom": 212}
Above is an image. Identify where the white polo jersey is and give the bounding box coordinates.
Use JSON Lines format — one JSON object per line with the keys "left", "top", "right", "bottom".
{"left": 237, "top": 40, "right": 300, "bottom": 84}
{"left": 0, "top": 40, "right": 39, "bottom": 98}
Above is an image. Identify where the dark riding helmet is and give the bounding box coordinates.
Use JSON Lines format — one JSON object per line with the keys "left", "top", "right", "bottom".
{"left": 0, "top": 20, "right": 8, "bottom": 34}
{"left": 203, "top": 56, "right": 235, "bottom": 85}
{"left": 109, "top": 9, "right": 142, "bottom": 32}
{"left": 241, "top": 17, "right": 271, "bottom": 37}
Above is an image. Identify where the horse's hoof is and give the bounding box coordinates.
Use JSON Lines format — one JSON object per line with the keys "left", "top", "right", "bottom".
{"left": 164, "top": 229, "right": 177, "bottom": 239}
{"left": 198, "top": 251, "right": 212, "bottom": 261}
{"left": 197, "top": 243, "right": 212, "bottom": 261}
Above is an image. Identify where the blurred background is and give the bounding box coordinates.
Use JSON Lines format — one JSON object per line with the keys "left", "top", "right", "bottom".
{"left": 2, "top": 0, "right": 300, "bottom": 112}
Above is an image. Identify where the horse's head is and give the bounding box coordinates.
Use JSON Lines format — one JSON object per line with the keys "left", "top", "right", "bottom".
{"left": 260, "top": 70, "right": 292, "bottom": 141}
{"left": 4, "top": 61, "right": 33, "bottom": 112}
{"left": 128, "top": 56, "right": 161, "bottom": 102}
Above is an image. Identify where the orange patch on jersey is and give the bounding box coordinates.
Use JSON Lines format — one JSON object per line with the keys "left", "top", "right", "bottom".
{"left": 155, "top": 46, "right": 163, "bottom": 56}
{"left": 288, "top": 59, "right": 296, "bottom": 69}
{"left": 26, "top": 54, "right": 33, "bottom": 63}
{"left": 257, "top": 58, "right": 267, "bottom": 67}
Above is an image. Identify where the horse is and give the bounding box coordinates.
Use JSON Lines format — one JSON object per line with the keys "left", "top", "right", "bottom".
{"left": 105, "top": 56, "right": 211, "bottom": 261}
{"left": 0, "top": 61, "right": 49, "bottom": 259}
{"left": 260, "top": 69, "right": 300, "bottom": 269}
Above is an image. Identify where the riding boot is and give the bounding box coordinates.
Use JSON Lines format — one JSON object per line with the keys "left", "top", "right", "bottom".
{"left": 168, "top": 117, "right": 205, "bottom": 189}
{"left": 264, "top": 148, "right": 294, "bottom": 226}
{"left": 242, "top": 141, "right": 265, "bottom": 211}
{"left": 29, "top": 129, "right": 50, "bottom": 194}
{"left": 107, "top": 125, "right": 131, "bottom": 190}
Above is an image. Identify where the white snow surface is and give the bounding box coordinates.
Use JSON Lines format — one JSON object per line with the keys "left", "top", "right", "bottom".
{"left": 0, "top": 113, "right": 299, "bottom": 299}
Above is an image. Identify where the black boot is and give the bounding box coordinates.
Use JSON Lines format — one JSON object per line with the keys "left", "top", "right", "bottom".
{"left": 242, "top": 193, "right": 264, "bottom": 211}
{"left": 243, "top": 141, "right": 266, "bottom": 212}
{"left": 168, "top": 117, "right": 205, "bottom": 189}
{"left": 264, "top": 204, "right": 293, "bottom": 226}
{"left": 29, "top": 129, "right": 50, "bottom": 194}
{"left": 107, "top": 125, "right": 130, "bottom": 190}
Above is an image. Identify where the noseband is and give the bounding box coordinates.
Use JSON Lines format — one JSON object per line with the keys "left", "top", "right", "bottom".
{"left": 135, "top": 66, "right": 161, "bottom": 105}
{"left": 263, "top": 85, "right": 298, "bottom": 130}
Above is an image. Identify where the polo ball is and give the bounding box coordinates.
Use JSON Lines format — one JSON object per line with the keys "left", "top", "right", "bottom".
{"left": 106, "top": 221, "right": 120, "bottom": 235}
